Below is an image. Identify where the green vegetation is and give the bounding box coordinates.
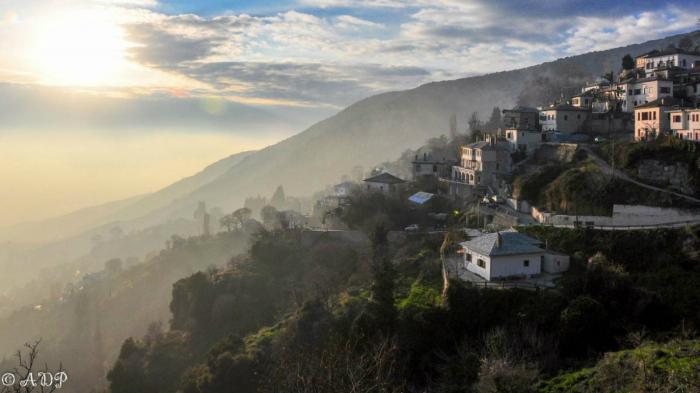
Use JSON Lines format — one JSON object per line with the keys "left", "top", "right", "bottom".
{"left": 538, "top": 339, "right": 700, "bottom": 392}
{"left": 105, "top": 192, "right": 700, "bottom": 392}
{"left": 513, "top": 158, "right": 689, "bottom": 215}
{"left": 597, "top": 136, "right": 700, "bottom": 195}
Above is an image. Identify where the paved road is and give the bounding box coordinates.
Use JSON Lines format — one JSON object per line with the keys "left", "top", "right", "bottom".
{"left": 580, "top": 145, "right": 700, "bottom": 204}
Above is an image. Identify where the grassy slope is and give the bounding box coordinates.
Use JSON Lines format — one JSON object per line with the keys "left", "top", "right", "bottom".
{"left": 538, "top": 339, "right": 700, "bottom": 392}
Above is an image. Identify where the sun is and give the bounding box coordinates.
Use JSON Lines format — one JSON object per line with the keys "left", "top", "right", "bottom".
{"left": 30, "top": 10, "right": 129, "bottom": 86}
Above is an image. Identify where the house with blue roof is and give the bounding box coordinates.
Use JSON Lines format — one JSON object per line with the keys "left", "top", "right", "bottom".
{"left": 460, "top": 230, "right": 569, "bottom": 281}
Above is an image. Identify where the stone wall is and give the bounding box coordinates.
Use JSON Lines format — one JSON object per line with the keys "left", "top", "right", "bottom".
{"left": 637, "top": 159, "right": 693, "bottom": 195}
{"left": 533, "top": 143, "right": 580, "bottom": 164}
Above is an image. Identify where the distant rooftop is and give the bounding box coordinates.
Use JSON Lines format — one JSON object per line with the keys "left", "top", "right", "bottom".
{"left": 363, "top": 172, "right": 405, "bottom": 184}
{"left": 542, "top": 103, "right": 590, "bottom": 112}
{"left": 637, "top": 48, "right": 700, "bottom": 58}
{"left": 461, "top": 231, "right": 544, "bottom": 257}
{"left": 466, "top": 140, "right": 510, "bottom": 151}
{"left": 503, "top": 106, "right": 539, "bottom": 113}
{"left": 635, "top": 96, "right": 698, "bottom": 109}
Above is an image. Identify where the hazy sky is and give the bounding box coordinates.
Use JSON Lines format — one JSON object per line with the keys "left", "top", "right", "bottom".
{"left": 0, "top": 0, "right": 698, "bottom": 227}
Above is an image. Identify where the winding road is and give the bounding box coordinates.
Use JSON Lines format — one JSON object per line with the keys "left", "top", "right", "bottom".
{"left": 580, "top": 145, "right": 700, "bottom": 205}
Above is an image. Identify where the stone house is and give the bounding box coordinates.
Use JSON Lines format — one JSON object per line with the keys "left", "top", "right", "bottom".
{"left": 539, "top": 104, "right": 590, "bottom": 134}
{"left": 363, "top": 172, "right": 406, "bottom": 193}
{"left": 447, "top": 135, "right": 511, "bottom": 198}
{"left": 669, "top": 108, "right": 700, "bottom": 142}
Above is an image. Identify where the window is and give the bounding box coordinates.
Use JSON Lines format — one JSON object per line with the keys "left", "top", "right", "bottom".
{"left": 660, "top": 87, "right": 671, "bottom": 94}
{"left": 634, "top": 89, "right": 641, "bottom": 95}
{"left": 641, "top": 112, "right": 650, "bottom": 121}
{"left": 653, "top": 111, "right": 657, "bottom": 120}
{"left": 477, "top": 259, "right": 485, "bottom": 268}
{"left": 466, "top": 253, "right": 472, "bottom": 262}
{"left": 577, "top": 114, "right": 581, "bottom": 120}
{"left": 523, "top": 260, "right": 530, "bottom": 267}
{"left": 564, "top": 115, "right": 568, "bottom": 121}
{"left": 432, "top": 165, "right": 437, "bottom": 172}
{"left": 673, "top": 115, "right": 682, "bottom": 123}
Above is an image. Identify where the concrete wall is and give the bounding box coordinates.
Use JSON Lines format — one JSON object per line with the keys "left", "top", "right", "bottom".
{"left": 543, "top": 253, "right": 570, "bottom": 274}
{"left": 465, "top": 250, "right": 491, "bottom": 279}
{"left": 530, "top": 204, "right": 700, "bottom": 227}
{"left": 490, "top": 253, "right": 543, "bottom": 279}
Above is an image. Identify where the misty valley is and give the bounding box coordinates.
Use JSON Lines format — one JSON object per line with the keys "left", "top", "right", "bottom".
{"left": 1, "top": 2, "right": 700, "bottom": 393}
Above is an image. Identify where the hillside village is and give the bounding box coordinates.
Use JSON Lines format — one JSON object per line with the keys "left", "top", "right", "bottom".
{"left": 243, "top": 45, "right": 695, "bottom": 284}
{"left": 2, "top": 31, "right": 700, "bottom": 393}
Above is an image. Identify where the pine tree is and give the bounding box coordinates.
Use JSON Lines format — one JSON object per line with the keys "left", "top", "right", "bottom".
{"left": 485, "top": 106, "right": 502, "bottom": 131}
{"left": 270, "top": 185, "right": 286, "bottom": 209}
{"left": 370, "top": 223, "right": 396, "bottom": 328}
{"left": 621, "top": 54, "right": 635, "bottom": 70}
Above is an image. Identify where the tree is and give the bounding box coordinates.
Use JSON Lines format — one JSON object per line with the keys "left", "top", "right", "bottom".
{"left": 1, "top": 340, "right": 66, "bottom": 393}
{"left": 622, "top": 54, "right": 635, "bottom": 70}
{"left": 370, "top": 223, "right": 396, "bottom": 329}
{"left": 679, "top": 36, "right": 694, "bottom": 50}
{"left": 270, "top": 186, "right": 286, "bottom": 209}
{"left": 105, "top": 258, "right": 123, "bottom": 275}
{"left": 449, "top": 113, "right": 458, "bottom": 140}
{"left": 485, "top": 106, "right": 502, "bottom": 131}
{"left": 467, "top": 112, "right": 482, "bottom": 134}
{"left": 219, "top": 215, "right": 234, "bottom": 232}
{"left": 260, "top": 205, "right": 279, "bottom": 228}
{"left": 231, "top": 207, "right": 252, "bottom": 230}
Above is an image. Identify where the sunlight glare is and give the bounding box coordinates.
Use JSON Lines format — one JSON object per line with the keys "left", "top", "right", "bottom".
{"left": 31, "top": 10, "right": 128, "bottom": 86}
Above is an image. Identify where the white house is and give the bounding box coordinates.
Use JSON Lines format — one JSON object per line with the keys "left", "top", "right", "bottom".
{"left": 333, "top": 181, "right": 355, "bottom": 197}
{"left": 669, "top": 108, "right": 700, "bottom": 142}
{"left": 363, "top": 172, "right": 406, "bottom": 193}
{"left": 637, "top": 48, "right": 700, "bottom": 76}
{"left": 504, "top": 128, "right": 543, "bottom": 153}
{"left": 539, "top": 104, "right": 590, "bottom": 134}
{"left": 619, "top": 77, "right": 674, "bottom": 112}
{"left": 448, "top": 135, "right": 511, "bottom": 197}
{"left": 460, "top": 231, "right": 569, "bottom": 281}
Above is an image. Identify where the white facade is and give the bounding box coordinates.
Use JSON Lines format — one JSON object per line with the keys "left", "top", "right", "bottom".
{"left": 670, "top": 109, "right": 700, "bottom": 142}
{"left": 464, "top": 249, "right": 543, "bottom": 280}
{"left": 449, "top": 136, "right": 511, "bottom": 195}
{"left": 539, "top": 106, "right": 589, "bottom": 134}
{"left": 641, "top": 52, "right": 700, "bottom": 76}
{"left": 460, "top": 231, "right": 569, "bottom": 281}
{"left": 504, "top": 128, "right": 542, "bottom": 153}
{"left": 619, "top": 78, "right": 673, "bottom": 112}
{"left": 543, "top": 253, "right": 570, "bottom": 274}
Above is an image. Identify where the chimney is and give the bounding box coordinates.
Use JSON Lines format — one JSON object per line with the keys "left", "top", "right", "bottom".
{"left": 495, "top": 232, "right": 502, "bottom": 248}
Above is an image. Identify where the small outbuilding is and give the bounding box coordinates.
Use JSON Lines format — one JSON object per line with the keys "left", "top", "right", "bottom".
{"left": 363, "top": 172, "right": 406, "bottom": 193}
{"left": 460, "top": 230, "right": 569, "bottom": 281}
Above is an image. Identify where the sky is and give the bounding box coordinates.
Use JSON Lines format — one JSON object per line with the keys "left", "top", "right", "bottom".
{"left": 0, "top": 0, "right": 698, "bottom": 227}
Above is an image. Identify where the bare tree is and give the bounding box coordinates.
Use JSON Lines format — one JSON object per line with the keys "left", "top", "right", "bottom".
{"left": 0, "top": 340, "right": 66, "bottom": 393}
{"left": 265, "top": 335, "right": 405, "bottom": 393}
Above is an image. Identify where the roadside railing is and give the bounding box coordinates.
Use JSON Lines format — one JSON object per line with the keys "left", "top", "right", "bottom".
{"left": 467, "top": 281, "right": 552, "bottom": 290}
{"left": 532, "top": 219, "right": 700, "bottom": 231}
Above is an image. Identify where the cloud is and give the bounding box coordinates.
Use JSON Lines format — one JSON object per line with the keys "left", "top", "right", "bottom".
{"left": 126, "top": 23, "right": 220, "bottom": 65}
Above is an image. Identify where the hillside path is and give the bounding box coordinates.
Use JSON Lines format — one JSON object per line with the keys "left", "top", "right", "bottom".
{"left": 579, "top": 144, "right": 700, "bottom": 205}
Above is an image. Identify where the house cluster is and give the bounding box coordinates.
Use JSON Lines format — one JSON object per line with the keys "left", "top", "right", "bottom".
{"left": 621, "top": 48, "right": 700, "bottom": 141}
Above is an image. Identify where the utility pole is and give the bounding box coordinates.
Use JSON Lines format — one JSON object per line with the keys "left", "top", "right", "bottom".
{"left": 611, "top": 137, "right": 615, "bottom": 179}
